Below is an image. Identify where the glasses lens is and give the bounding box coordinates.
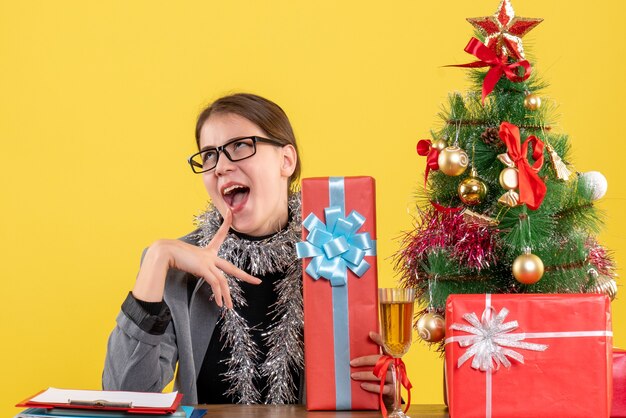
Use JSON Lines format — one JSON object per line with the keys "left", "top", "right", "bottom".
{"left": 191, "top": 150, "right": 219, "bottom": 172}
{"left": 224, "top": 137, "right": 256, "bottom": 161}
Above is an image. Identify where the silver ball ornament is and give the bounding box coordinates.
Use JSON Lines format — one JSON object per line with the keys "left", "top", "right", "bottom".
{"left": 579, "top": 171, "right": 608, "bottom": 201}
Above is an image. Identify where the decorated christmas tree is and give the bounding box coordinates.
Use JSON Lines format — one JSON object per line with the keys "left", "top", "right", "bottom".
{"left": 396, "top": 0, "right": 618, "bottom": 346}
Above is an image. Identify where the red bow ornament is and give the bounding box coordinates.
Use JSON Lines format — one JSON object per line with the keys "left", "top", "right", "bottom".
{"left": 497, "top": 121, "right": 547, "bottom": 210}
{"left": 417, "top": 139, "right": 441, "bottom": 187}
{"left": 450, "top": 37, "right": 532, "bottom": 104}
{"left": 430, "top": 200, "right": 464, "bottom": 214}
{"left": 373, "top": 355, "right": 412, "bottom": 418}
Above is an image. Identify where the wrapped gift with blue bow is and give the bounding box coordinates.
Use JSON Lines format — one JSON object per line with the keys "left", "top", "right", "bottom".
{"left": 297, "top": 176, "right": 380, "bottom": 410}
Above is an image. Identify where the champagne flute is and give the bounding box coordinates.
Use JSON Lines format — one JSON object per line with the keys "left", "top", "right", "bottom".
{"left": 378, "top": 288, "right": 416, "bottom": 418}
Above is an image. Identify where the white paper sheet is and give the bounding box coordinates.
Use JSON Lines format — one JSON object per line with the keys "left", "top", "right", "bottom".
{"left": 29, "top": 388, "right": 178, "bottom": 408}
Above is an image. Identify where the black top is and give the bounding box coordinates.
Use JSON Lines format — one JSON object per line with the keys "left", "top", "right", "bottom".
{"left": 196, "top": 229, "right": 301, "bottom": 404}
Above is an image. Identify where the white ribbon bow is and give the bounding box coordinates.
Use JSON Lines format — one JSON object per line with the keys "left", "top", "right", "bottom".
{"left": 451, "top": 307, "right": 548, "bottom": 371}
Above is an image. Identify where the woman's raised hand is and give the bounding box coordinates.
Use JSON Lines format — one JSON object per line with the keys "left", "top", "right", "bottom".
{"left": 193, "top": 209, "right": 262, "bottom": 308}
{"left": 132, "top": 209, "right": 261, "bottom": 308}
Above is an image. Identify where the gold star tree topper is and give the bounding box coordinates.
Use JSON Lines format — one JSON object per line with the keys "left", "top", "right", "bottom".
{"left": 467, "top": 0, "right": 542, "bottom": 60}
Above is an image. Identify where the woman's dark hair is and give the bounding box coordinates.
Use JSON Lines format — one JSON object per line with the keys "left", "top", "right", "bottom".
{"left": 195, "top": 93, "right": 301, "bottom": 191}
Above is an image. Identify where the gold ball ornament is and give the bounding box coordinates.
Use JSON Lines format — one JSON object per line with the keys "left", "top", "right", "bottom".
{"left": 499, "top": 167, "right": 519, "bottom": 190}
{"left": 524, "top": 93, "right": 542, "bottom": 111}
{"left": 438, "top": 146, "right": 469, "bottom": 176}
{"left": 431, "top": 138, "right": 448, "bottom": 152}
{"left": 417, "top": 312, "right": 446, "bottom": 343}
{"left": 512, "top": 252, "right": 544, "bottom": 285}
{"left": 458, "top": 168, "right": 488, "bottom": 206}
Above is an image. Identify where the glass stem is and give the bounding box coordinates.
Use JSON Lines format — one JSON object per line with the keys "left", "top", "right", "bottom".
{"left": 393, "top": 360, "right": 402, "bottom": 413}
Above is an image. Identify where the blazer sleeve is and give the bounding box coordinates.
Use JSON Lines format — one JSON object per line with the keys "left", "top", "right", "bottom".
{"left": 102, "top": 230, "right": 200, "bottom": 393}
{"left": 102, "top": 293, "right": 178, "bottom": 392}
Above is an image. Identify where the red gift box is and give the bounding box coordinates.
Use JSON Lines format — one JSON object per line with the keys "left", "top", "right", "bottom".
{"left": 445, "top": 293, "right": 613, "bottom": 418}
{"left": 298, "top": 176, "right": 380, "bottom": 410}
{"left": 613, "top": 348, "right": 626, "bottom": 417}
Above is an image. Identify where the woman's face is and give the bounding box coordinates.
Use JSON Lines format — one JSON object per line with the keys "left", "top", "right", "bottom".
{"left": 199, "top": 112, "right": 297, "bottom": 236}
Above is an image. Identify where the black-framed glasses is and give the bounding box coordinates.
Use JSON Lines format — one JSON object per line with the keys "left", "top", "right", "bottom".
{"left": 187, "top": 136, "right": 284, "bottom": 173}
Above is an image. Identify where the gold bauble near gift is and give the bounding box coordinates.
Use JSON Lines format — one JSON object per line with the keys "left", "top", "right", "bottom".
{"left": 512, "top": 250, "right": 544, "bottom": 285}
{"left": 431, "top": 138, "right": 448, "bottom": 152}
{"left": 523, "top": 93, "right": 542, "bottom": 111}
{"left": 588, "top": 268, "right": 618, "bottom": 301}
{"left": 438, "top": 146, "right": 469, "bottom": 176}
{"left": 458, "top": 167, "right": 488, "bottom": 206}
{"left": 499, "top": 167, "right": 519, "bottom": 190}
{"left": 417, "top": 312, "right": 446, "bottom": 343}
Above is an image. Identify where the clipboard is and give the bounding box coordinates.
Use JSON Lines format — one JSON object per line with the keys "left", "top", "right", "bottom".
{"left": 16, "top": 388, "right": 183, "bottom": 415}
{"left": 15, "top": 407, "right": 189, "bottom": 418}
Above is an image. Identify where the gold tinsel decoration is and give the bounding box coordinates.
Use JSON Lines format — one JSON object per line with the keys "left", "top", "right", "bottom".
{"left": 589, "top": 268, "right": 618, "bottom": 301}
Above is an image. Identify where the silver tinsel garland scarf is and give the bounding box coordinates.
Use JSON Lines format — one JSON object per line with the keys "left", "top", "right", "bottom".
{"left": 194, "top": 193, "right": 304, "bottom": 404}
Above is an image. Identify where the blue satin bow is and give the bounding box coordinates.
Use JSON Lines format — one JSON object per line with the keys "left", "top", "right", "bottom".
{"left": 296, "top": 206, "right": 376, "bottom": 286}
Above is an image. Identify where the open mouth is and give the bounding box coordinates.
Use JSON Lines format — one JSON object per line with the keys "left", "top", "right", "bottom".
{"left": 221, "top": 184, "right": 250, "bottom": 211}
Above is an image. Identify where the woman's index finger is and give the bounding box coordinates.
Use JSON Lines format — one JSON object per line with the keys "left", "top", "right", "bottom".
{"left": 208, "top": 209, "right": 232, "bottom": 248}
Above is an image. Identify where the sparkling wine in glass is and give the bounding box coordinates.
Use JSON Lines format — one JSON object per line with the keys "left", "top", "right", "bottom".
{"left": 379, "top": 288, "right": 416, "bottom": 418}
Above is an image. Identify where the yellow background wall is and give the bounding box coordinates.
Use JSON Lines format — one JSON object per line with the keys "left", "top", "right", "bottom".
{"left": 2, "top": 1, "right": 625, "bottom": 415}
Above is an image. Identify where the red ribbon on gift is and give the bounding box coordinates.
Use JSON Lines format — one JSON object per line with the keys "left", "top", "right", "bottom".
{"left": 416, "top": 139, "right": 440, "bottom": 187}
{"left": 499, "top": 121, "right": 547, "bottom": 210}
{"left": 373, "top": 355, "right": 412, "bottom": 418}
{"left": 450, "top": 37, "right": 532, "bottom": 104}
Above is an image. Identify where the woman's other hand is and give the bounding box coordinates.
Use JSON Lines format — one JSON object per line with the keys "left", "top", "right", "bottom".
{"left": 350, "top": 331, "right": 393, "bottom": 408}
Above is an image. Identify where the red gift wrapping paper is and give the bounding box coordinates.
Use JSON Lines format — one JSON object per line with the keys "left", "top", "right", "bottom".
{"left": 613, "top": 348, "right": 626, "bottom": 417}
{"left": 301, "top": 177, "right": 379, "bottom": 410}
{"left": 445, "top": 293, "right": 613, "bottom": 418}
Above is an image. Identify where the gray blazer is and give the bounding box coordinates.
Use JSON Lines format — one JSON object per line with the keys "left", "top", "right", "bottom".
{"left": 102, "top": 233, "right": 304, "bottom": 405}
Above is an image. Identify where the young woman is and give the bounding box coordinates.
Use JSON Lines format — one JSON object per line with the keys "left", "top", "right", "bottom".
{"left": 102, "top": 93, "right": 390, "bottom": 405}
